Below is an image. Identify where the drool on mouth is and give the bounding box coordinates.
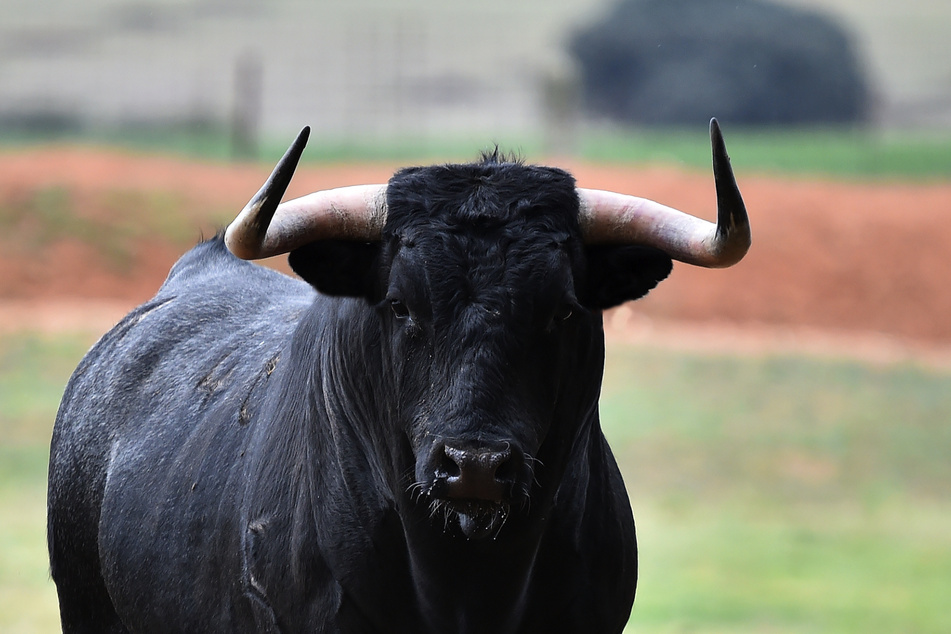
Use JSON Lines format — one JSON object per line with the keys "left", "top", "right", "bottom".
{"left": 429, "top": 499, "right": 511, "bottom": 540}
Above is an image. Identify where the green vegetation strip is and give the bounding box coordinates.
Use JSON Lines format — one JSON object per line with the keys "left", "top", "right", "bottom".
{"left": 5, "top": 125, "right": 951, "bottom": 179}
{"left": 580, "top": 127, "right": 951, "bottom": 181}
{"left": 1, "top": 334, "right": 949, "bottom": 632}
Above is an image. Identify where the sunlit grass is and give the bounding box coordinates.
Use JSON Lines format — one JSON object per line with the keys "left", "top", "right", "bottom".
{"left": 0, "top": 335, "right": 93, "bottom": 444}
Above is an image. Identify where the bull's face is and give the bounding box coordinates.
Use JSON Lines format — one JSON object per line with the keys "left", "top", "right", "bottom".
{"left": 289, "top": 156, "right": 673, "bottom": 539}
{"left": 381, "top": 205, "right": 589, "bottom": 540}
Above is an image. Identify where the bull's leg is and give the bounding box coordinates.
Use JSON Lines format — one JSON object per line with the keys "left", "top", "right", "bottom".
{"left": 49, "top": 515, "right": 129, "bottom": 634}
{"left": 50, "top": 547, "right": 128, "bottom": 632}
{"left": 48, "top": 453, "right": 128, "bottom": 633}
{"left": 53, "top": 582, "right": 129, "bottom": 634}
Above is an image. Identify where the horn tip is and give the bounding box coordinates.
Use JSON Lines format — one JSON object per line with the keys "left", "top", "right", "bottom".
{"left": 290, "top": 126, "right": 311, "bottom": 156}
{"left": 709, "top": 118, "right": 726, "bottom": 152}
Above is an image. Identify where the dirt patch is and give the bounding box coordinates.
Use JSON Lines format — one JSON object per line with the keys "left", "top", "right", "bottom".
{"left": 0, "top": 146, "right": 397, "bottom": 302}
{"left": 1, "top": 146, "right": 950, "bottom": 357}
{"left": 567, "top": 162, "right": 951, "bottom": 345}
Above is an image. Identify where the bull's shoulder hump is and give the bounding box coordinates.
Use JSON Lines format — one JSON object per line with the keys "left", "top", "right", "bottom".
{"left": 120, "top": 238, "right": 315, "bottom": 344}
{"left": 63, "top": 239, "right": 314, "bottom": 401}
{"left": 161, "top": 237, "right": 309, "bottom": 298}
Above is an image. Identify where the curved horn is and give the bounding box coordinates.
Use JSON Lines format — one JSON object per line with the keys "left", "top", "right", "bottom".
{"left": 225, "top": 126, "right": 387, "bottom": 260}
{"left": 578, "top": 118, "right": 751, "bottom": 268}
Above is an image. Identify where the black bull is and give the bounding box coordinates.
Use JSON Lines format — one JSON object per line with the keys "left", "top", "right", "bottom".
{"left": 48, "top": 125, "right": 749, "bottom": 633}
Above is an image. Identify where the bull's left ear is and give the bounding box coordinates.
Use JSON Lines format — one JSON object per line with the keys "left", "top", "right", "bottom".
{"left": 289, "top": 240, "right": 381, "bottom": 298}
{"left": 581, "top": 245, "right": 673, "bottom": 310}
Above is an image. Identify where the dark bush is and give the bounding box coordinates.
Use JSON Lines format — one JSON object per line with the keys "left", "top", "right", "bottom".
{"left": 570, "top": 0, "right": 871, "bottom": 126}
{"left": 0, "top": 109, "right": 85, "bottom": 136}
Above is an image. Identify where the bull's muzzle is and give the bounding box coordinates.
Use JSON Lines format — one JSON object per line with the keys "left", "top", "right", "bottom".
{"left": 419, "top": 439, "right": 529, "bottom": 540}
{"left": 437, "top": 440, "right": 518, "bottom": 503}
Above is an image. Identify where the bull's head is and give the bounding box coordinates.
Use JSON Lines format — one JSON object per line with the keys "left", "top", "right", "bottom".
{"left": 226, "top": 122, "right": 749, "bottom": 540}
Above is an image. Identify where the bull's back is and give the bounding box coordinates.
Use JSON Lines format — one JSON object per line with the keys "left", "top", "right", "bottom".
{"left": 48, "top": 239, "right": 314, "bottom": 629}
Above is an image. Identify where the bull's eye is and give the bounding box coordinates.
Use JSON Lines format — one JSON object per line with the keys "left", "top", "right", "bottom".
{"left": 554, "top": 303, "right": 573, "bottom": 322}
{"left": 543, "top": 302, "right": 577, "bottom": 333}
{"left": 390, "top": 299, "right": 410, "bottom": 319}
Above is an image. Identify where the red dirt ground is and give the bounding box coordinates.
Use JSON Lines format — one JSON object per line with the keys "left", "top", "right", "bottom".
{"left": 1, "top": 145, "right": 950, "bottom": 363}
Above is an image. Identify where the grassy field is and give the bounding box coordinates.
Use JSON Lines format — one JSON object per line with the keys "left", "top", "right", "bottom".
{"left": 297, "top": 126, "right": 951, "bottom": 180}
{"left": 579, "top": 126, "right": 951, "bottom": 180}
{"left": 0, "top": 335, "right": 92, "bottom": 633}
{"left": 1, "top": 332, "right": 949, "bottom": 632}
{"left": 601, "top": 349, "right": 951, "bottom": 632}
{"left": 5, "top": 125, "right": 951, "bottom": 181}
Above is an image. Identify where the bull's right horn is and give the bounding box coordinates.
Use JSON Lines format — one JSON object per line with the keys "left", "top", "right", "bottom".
{"left": 225, "top": 126, "right": 387, "bottom": 260}
{"left": 578, "top": 118, "right": 751, "bottom": 268}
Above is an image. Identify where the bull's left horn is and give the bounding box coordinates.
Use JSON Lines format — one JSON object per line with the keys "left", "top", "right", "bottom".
{"left": 226, "top": 127, "right": 387, "bottom": 260}
{"left": 578, "top": 118, "right": 751, "bottom": 268}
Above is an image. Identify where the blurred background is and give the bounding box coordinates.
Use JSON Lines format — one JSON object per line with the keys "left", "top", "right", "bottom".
{"left": 2, "top": 0, "right": 951, "bottom": 152}
{"left": 2, "top": 0, "right": 951, "bottom": 149}
{"left": 1, "top": 0, "right": 950, "bottom": 632}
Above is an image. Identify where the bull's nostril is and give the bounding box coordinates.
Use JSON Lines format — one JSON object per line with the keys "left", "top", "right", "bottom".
{"left": 435, "top": 448, "right": 461, "bottom": 479}
{"left": 494, "top": 456, "right": 516, "bottom": 484}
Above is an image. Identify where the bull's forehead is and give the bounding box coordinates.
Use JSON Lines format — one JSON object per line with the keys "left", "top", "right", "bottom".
{"left": 384, "top": 158, "right": 582, "bottom": 235}
{"left": 381, "top": 159, "right": 584, "bottom": 323}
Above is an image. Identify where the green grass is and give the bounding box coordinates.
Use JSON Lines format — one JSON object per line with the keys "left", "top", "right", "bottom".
{"left": 580, "top": 126, "right": 951, "bottom": 181}
{"left": 1, "top": 333, "right": 949, "bottom": 631}
{"left": 601, "top": 348, "right": 951, "bottom": 633}
{"left": 628, "top": 501, "right": 951, "bottom": 633}
{"left": 601, "top": 351, "right": 951, "bottom": 503}
{"left": 0, "top": 123, "right": 241, "bottom": 163}
{"left": 0, "top": 445, "right": 60, "bottom": 634}
{"left": 5, "top": 124, "right": 951, "bottom": 180}
{"left": 0, "top": 334, "right": 97, "bottom": 632}
{"left": 301, "top": 126, "right": 951, "bottom": 180}
{"left": 0, "top": 336, "right": 94, "bottom": 446}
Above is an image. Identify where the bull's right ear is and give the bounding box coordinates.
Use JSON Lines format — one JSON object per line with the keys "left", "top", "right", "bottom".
{"left": 288, "top": 240, "right": 381, "bottom": 299}
{"left": 581, "top": 244, "right": 673, "bottom": 310}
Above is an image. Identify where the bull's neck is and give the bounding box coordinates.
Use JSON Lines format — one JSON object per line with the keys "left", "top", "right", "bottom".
{"left": 249, "top": 298, "right": 422, "bottom": 628}
{"left": 401, "top": 514, "right": 542, "bottom": 633}
{"left": 288, "top": 297, "right": 395, "bottom": 491}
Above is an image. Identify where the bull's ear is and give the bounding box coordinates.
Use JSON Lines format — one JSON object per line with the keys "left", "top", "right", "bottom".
{"left": 581, "top": 245, "right": 673, "bottom": 310}
{"left": 289, "top": 240, "right": 380, "bottom": 298}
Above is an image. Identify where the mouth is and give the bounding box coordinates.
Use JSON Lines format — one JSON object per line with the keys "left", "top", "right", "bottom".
{"left": 430, "top": 499, "right": 510, "bottom": 540}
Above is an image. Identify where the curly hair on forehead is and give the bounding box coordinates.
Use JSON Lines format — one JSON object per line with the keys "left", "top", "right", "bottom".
{"left": 478, "top": 146, "right": 523, "bottom": 166}
{"left": 384, "top": 155, "right": 580, "bottom": 234}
